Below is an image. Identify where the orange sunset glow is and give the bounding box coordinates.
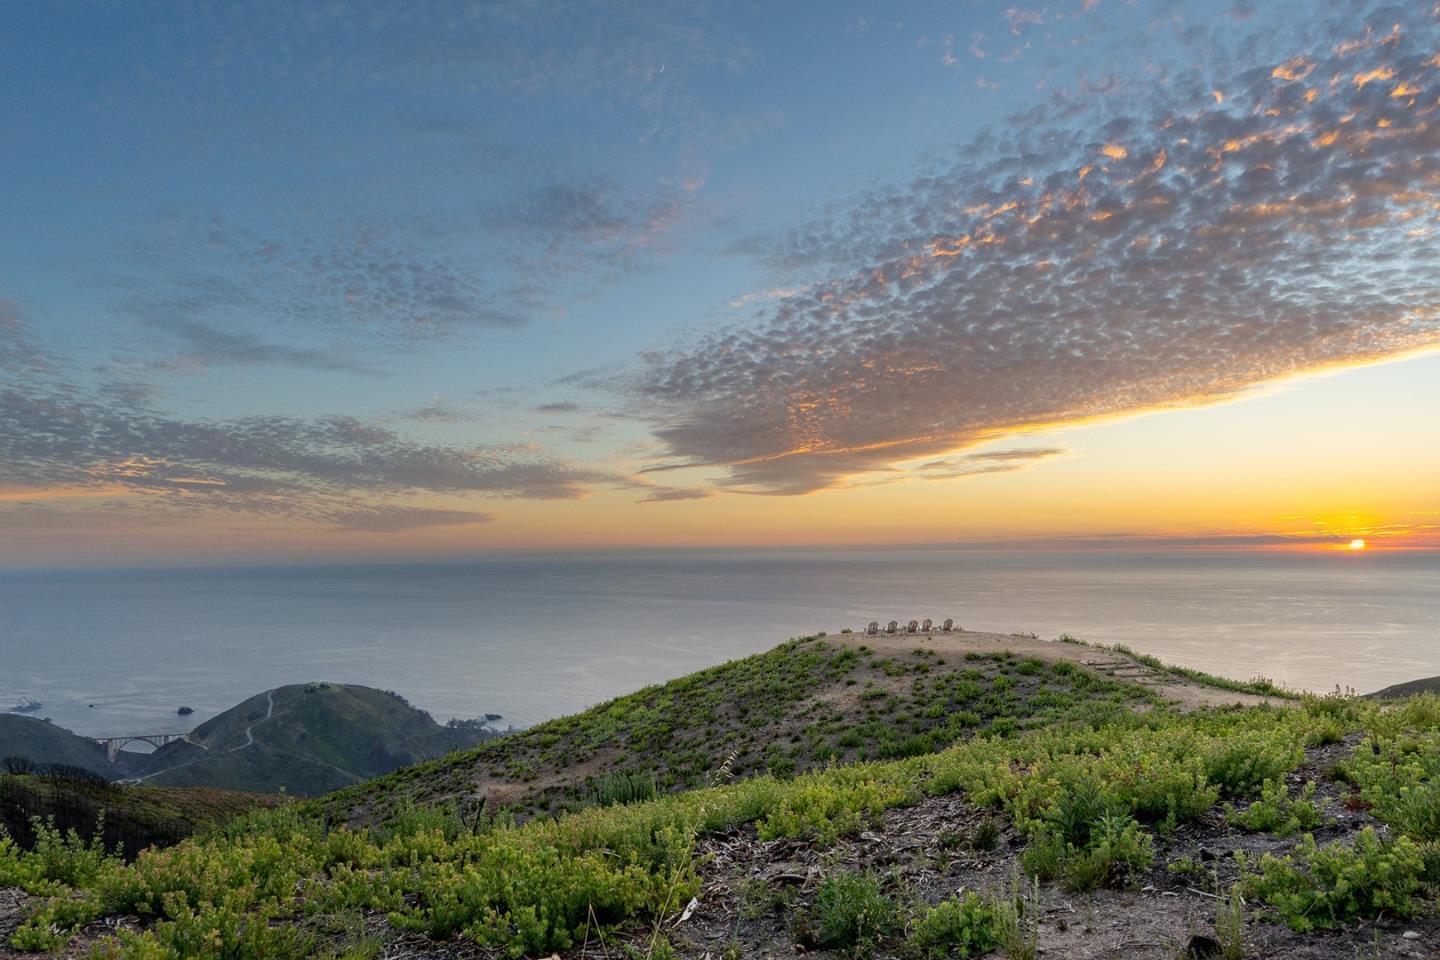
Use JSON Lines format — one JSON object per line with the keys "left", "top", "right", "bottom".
{"left": 1, "top": 1, "right": 1437, "bottom": 567}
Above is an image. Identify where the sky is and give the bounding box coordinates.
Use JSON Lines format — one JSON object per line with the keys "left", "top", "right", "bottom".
{"left": 2, "top": 0, "right": 1438, "bottom": 567}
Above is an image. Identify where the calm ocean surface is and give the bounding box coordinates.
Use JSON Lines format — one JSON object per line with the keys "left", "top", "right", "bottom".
{"left": 2, "top": 549, "right": 1437, "bottom": 738}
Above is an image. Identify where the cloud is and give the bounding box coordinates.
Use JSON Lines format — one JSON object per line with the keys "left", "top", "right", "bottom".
{"left": 912, "top": 446, "right": 1068, "bottom": 480}
{"left": 1004, "top": 8, "right": 1047, "bottom": 37}
{"left": 728, "top": 288, "right": 799, "bottom": 309}
{"left": 536, "top": 401, "right": 582, "bottom": 414}
{"left": 634, "top": 4, "right": 1440, "bottom": 494}
{"left": 326, "top": 505, "right": 496, "bottom": 532}
{"left": 915, "top": 447, "right": 1068, "bottom": 479}
{"left": 394, "top": 401, "right": 477, "bottom": 424}
{"left": 960, "top": 447, "right": 1068, "bottom": 463}
{"left": 103, "top": 215, "right": 527, "bottom": 373}
{"left": 484, "top": 181, "right": 683, "bottom": 261}
{"left": 146, "top": 317, "right": 375, "bottom": 374}
{"left": 637, "top": 486, "right": 716, "bottom": 503}
{"left": 0, "top": 376, "right": 617, "bottom": 529}
{"left": 0, "top": 300, "right": 53, "bottom": 380}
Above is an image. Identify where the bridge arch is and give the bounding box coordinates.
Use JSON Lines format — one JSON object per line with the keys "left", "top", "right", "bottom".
{"left": 95, "top": 733, "right": 185, "bottom": 763}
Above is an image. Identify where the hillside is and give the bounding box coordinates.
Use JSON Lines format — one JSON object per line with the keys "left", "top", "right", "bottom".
{"left": 1367, "top": 675, "right": 1440, "bottom": 699}
{"left": 0, "top": 774, "right": 273, "bottom": 858}
{"left": 3, "top": 634, "right": 1438, "bottom": 960}
{"left": 320, "top": 631, "right": 1279, "bottom": 824}
{"left": 0, "top": 716, "right": 120, "bottom": 781}
{"left": 131, "top": 683, "right": 497, "bottom": 796}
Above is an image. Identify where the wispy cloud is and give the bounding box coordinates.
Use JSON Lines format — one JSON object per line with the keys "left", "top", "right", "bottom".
{"left": 0, "top": 366, "right": 618, "bottom": 530}
{"left": 326, "top": 505, "right": 495, "bottom": 532}
{"left": 145, "top": 317, "right": 375, "bottom": 374}
{"left": 637, "top": 485, "right": 716, "bottom": 503}
{"left": 634, "top": 4, "right": 1440, "bottom": 494}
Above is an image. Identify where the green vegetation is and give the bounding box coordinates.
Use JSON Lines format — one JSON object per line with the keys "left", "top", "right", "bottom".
{"left": 1225, "top": 779, "right": 1322, "bottom": 837}
{"left": 1213, "top": 883, "right": 1247, "bottom": 960}
{"left": 1239, "top": 829, "right": 1427, "bottom": 932}
{"left": 3, "top": 641, "right": 1440, "bottom": 959}
{"left": 323, "top": 638, "right": 1157, "bottom": 821}
{"left": 805, "top": 871, "right": 899, "bottom": 956}
{"left": 1099, "top": 642, "right": 1295, "bottom": 699}
{"left": 0, "top": 771, "right": 274, "bottom": 858}
{"left": 0, "top": 714, "right": 122, "bottom": 779}
{"left": 130, "top": 683, "right": 500, "bottom": 796}
{"left": 906, "top": 892, "right": 999, "bottom": 959}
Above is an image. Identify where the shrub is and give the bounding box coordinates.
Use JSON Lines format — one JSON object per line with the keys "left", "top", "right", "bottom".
{"left": 1213, "top": 883, "right": 1246, "bottom": 960}
{"left": 808, "top": 871, "right": 899, "bottom": 957}
{"left": 588, "top": 770, "right": 659, "bottom": 807}
{"left": 907, "top": 893, "right": 999, "bottom": 959}
{"left": 1226, "top": 779, "right": 1321, "bottom": 837}
{"left": 1060, "top": 814, "right": 1153, "bottom": 892}
{"left": 971, "top": 817, "right": 1001, "bottom": 852}
{"left": 1019, "top": 830, "right": 1065, "bottom": 882}
{"left": 1202, "top": 731, "right": 1304, "bottom": 798}
{"left": 1240, "top": 829, "right": 1426, "bottom": 932}
{"left": 993, "top": 873, "right": 1039, "bottom": 960}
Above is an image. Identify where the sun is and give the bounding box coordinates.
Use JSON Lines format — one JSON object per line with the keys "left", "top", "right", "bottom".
{"left": 1348, "top": 539, "right": 1367, "bottom": 551}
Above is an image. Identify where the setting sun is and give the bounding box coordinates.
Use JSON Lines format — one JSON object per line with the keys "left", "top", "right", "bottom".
{"left": 1349, "top": 539, "right": 1367, "bottom": 550}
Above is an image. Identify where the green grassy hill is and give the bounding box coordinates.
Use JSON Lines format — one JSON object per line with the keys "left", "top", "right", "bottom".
{"left": 3, "top": 634, "right": 1438, "bottom": 960}
{"left": 133, "top": 682, "right": 496, "bottom": 796}
{"left": 0, "top": 715, "right": 118, "bottom": 780}
{"left": 319, "top": 632, "right": 1215, "bottom": 824}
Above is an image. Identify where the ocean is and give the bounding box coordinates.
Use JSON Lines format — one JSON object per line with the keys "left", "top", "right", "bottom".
{"left": 1, "top": 548, "right": 1436, "bottom": 739}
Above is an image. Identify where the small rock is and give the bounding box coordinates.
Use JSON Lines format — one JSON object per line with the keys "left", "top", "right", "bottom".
{"left": 1402, "top": 930, "right": 1421, "bottom": 940}
{"left": 1184, "top": 934, "right": 1223, "bottom": 959}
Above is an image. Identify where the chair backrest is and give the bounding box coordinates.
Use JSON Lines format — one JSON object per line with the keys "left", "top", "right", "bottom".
{"left": 943, "top": 618, "right": 954, "bottom": 632}
{"left": 887, "top": 620, "right": 898, "bottom": 633}
{"left": 866, "top": 621, "right": 879, "bottom": 636}
{"left": 907, "top": 619, "right": 918, "bottom": 633}
{"left": 922, "top": 618, "right": 933, "bottom": 632}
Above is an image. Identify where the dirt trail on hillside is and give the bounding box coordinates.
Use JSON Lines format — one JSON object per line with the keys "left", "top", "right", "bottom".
{"left": 839, "top": 630, "right": 1281, "bottom": 710}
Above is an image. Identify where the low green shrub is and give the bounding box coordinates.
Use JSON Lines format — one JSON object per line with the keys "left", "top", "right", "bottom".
{"left": 1226, "top": 779, "right": 1321, "bottom": 837}
{"left": 808, "top": 871, "right": 899, "bottom": 957}
{"left": 907, "top": 892, "right": 999, "bottom": 959}
{"left": 1059, "top": 813, "right": 1154, "bottom": 892}
{"left": 1240, "top": 829, "right": 1426, "bottom": 932}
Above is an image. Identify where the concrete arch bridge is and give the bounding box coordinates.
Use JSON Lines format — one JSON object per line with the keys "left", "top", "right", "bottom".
{"left": 93, "top": 733, "right": 188, "bottom": 763}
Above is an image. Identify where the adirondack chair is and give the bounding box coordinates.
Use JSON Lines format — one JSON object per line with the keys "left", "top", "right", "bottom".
{"left": 922, "top": 618, "right": 933, "bottom": 633}
{"left": 886, "top": 620, "right": 899, "bottom": 634}
{"left": 942, "top": 618, "right": 955, "bottom": 633}
{"left": 906, "top": 619, "right": 919, "bottom": 634}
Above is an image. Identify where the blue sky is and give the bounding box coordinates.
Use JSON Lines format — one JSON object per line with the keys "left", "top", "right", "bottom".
{"left": 2, "top": 0, "right": 1438, "bottom": 563}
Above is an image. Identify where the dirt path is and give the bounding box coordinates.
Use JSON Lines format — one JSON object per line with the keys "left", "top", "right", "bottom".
{"left": 233, "top": 690, "right": 275, "bottom": 752}
{"left": 837, "top": 630, "right": 1281, "bottom": 710}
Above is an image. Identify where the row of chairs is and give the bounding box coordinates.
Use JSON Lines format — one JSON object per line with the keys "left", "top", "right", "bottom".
{"left": 863, "top": 618, "right": 954, "bottom": 636}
